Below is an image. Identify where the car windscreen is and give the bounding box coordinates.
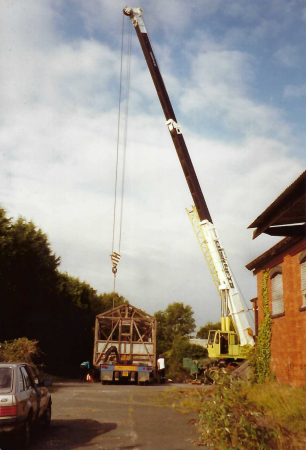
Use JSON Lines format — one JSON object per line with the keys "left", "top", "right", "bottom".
{"left": 0, "top": 367, "right": 13, "bottom": 393}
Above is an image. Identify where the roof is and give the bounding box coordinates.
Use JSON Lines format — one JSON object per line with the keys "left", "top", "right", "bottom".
{"left": 96, "top": 303, "right": 155, "bottom": 321}
{"left": 246, "top": 236, "right": 304, "bottom": 273}
{"left": 248, "top": 170, "right": 306, "bottom": 239}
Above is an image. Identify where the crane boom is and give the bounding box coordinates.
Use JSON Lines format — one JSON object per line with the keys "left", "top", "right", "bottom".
{"left": 123, "top": 7, "right": 212, "bottom": 224}
{"left": 124, "top": 7, "right": 254, "bottom": 357}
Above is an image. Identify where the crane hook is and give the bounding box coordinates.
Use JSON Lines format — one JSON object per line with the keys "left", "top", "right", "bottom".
{"left": 110, "top": 252, "right": 121, "bottom": 277}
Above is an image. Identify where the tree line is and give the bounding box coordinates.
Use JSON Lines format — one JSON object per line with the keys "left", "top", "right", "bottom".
{"left": 0, "top": 207, "right": 221, "bottom": 377}
{"left": 0, "top": 208, "right": 126, "bottom": 376}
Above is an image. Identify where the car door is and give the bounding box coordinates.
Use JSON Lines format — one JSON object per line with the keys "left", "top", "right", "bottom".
{"left": 28, "top": 366, "right": 47, "bottom": 418}
{"left": 20, "top": 366, "right": 39, "bottom": 420}
{"left": 16, "top": 367, "right": 29, "bottom": 423}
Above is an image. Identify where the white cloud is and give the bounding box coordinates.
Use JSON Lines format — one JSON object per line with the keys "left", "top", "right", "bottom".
{"left": 283, "top": 84, "right": 306, "bottom": 99}
{"left": 273, "top": 45, "right": 300, "bottom": 68}
{"left": 0, "top": 0, "right": 304, "bottom": 330}
{"left": 179, "top": 50, "right": 290, "bottom": 140}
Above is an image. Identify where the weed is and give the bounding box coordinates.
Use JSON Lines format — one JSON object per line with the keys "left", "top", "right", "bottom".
{"left": 198, "top": 373, "right": 306, "bottom": 450}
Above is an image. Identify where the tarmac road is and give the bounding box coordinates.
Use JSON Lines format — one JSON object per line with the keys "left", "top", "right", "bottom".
{"left": 28, "top": 381, "right": 202, "bottom": 450}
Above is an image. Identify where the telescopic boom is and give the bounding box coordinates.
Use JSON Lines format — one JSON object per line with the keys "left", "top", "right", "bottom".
{"left": 124, "top": 7, "right": 254, "bottom": 355}
{"left": 123, "top": 6, "right": 212, "bottom": 224}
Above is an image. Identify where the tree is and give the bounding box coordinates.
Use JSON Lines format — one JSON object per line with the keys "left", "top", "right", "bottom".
{"left": 155, "top": 302, "right": 196, "bottom": 355}
{"left": 196, "top": 321, "right": 221, "bottom": 339}
{"left": 0, "top": 207, "right": 129, "bottom": 376}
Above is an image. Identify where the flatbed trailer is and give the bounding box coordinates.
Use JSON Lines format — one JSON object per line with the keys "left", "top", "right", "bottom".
{"left": 93, "top": 303, "right": 157, "bottom": 385}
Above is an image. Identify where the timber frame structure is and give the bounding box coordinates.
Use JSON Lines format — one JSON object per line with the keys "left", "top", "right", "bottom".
{"left": 93, "top": 303, "right": 157, "bottom": 370}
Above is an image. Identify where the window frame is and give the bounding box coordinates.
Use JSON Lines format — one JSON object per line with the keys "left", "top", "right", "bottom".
{"left": 20, "top": 366, "right": 33, "bottom": 390}
{"left": 299, "top": 252, "right": 306, "bottom": 311}
{"left": 18, "top": 367, "right": 26, "bottom": 392}
{"left": 270, "top": 266, "right": 285, "bottom": 318}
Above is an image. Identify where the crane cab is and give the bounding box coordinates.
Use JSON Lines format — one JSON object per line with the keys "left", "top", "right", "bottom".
{"left": 207, "top": 330, "right": 250, "bottom": 359}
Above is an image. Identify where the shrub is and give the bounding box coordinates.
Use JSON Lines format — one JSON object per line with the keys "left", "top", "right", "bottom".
{"left": 164, "top": 335, "right": 207, "bottom": 381}
{"left": 0, "top": 337, "right": 41, "bottom": 366}
{"left": 198, "top": 372, "right": 277, "bottom": 450}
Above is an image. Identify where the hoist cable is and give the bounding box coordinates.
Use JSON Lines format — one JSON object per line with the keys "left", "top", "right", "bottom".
{"left": 119, "top": 20, "right": 132, "bottom": 253}
{"left": 112, "top": 12, "right": 125, "bottom": 256}
{"left": 111, "top": 13, "right": 125, "bottom": 327}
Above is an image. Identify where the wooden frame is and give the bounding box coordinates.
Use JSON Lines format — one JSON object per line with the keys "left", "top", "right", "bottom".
{"left": 93, "top": 303, "right": 157, "bottom": 370}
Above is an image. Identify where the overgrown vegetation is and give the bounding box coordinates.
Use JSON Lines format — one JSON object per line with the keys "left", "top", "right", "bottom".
{"left": 199, "top": 375, "right": 306, "bottom": 449}
{"left": 249, "top": 269, "right": 272, "bottom": 383}
{"left": 0, "top": 338, "right": 40, "bottom": 366}
{"left": 152, "top": 371, "right": 306, "bottom": 450}
{"left": 198, "top": 373, "right": 277, "bottom": 449}
{"left": 164, "top": 335, "right": 207, "bottom": 381}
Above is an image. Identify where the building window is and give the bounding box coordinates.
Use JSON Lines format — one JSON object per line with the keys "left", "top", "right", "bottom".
{"left": 301, "top": 258, "right": 306, "bottom": 308}
{"left": 270, "top": 267, "right": 284, "bottom": 315}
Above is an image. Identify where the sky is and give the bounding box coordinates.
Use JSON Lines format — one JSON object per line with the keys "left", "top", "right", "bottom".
{"left": 0, "top": 0, "right": 305, "bottom": 331}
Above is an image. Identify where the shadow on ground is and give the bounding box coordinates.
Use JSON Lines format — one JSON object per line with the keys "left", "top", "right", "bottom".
{"left": 0, "top": 419, "right": 117, "bottom": 450}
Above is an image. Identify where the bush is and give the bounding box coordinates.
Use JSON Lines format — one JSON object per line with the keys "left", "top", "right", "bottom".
{"left": 0, "top": 337, "right": 41, "bottom": 366}
{"left": 198, "top": 372, "right": 277, "bottom": 450}
{"left": 164, "top": 335, "right": 207, "bottom": 381}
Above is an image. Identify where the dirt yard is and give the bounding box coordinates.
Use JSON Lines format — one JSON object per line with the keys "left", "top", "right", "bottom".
{"left": 26, "top": 381, "right": 202, "bottom": 450}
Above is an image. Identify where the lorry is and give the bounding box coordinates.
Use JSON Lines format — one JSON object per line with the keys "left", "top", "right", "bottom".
{"left": 93, "top": 303, "right": 157, "bottom": 385}
{"left": 123, "top": 7, "right": 255, "bottom": 360}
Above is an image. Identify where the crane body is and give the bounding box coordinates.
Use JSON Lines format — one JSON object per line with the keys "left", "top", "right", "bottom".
{"left": 124, "top": 7, "right": 254, "bottom": 359}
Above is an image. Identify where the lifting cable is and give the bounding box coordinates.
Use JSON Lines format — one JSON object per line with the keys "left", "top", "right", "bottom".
{"left": 110, "top": 14, "right": 132, "bottom": 313}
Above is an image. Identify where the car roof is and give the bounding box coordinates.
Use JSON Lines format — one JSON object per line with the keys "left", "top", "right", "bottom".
{"left": 0, "top": 362, "right": 27, "bottom": 367}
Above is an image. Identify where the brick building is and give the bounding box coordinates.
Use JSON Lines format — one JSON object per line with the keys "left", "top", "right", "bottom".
{"left": 246, "top": 171, "right": 306, "bottom": 387}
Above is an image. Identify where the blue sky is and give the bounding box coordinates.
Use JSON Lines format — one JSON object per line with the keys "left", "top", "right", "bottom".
{"left": 0, "top": 0, "right": 305, "bottom": 330}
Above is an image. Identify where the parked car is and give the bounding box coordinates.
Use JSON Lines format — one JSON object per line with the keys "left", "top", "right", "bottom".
{"left": 0, "top": 362, "right": 52, "bottom": 448}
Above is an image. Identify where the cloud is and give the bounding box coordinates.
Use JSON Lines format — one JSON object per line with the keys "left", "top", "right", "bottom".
{"left": 283, "top": 84, "right": 306, "bottom": 99}
{"left": 178, "top": 50, "right": 290, "bottom": 140}
{"left": 273, "top": 45, "right": 300, "bottom": 68}
{"left": 0, "top": 0, "right": 305, "bottom": 330}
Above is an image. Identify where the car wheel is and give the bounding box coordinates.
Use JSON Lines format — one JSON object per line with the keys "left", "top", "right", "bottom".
{"left": 42, "top": 403, "right": 52, "bottom": 428}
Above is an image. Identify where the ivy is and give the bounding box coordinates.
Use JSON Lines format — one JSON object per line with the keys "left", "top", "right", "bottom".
{"left": 250, "top": 269, "right": 272, "bottom": 383}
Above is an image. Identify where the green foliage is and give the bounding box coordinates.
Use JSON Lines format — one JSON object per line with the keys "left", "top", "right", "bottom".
{"left": 196, "top": 321, "right": 221, "bottom": 339}
{"left": 0, "top": 207, "right": 127, "bottom": 376}
{"left": 246, "top": 381, "right": 306, "bottom": 440}
{"left": 198, "top": 373, "right": 277, "bottom": 450}
{"left": 152, "top": 380, "right": 306, "bottom": 449}
{"left": 155, "top": 302, "right": 196, "bottom": 355}
{"left": 164, "top": 336, "right": 208, "bottom": 381}
{"left": 249, "top": 270, "right": 272, "bottom": 383}
{"left": 0, "top": 338, "right": 41, "bottom": 366}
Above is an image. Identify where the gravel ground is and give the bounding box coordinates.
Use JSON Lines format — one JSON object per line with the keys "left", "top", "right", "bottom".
{"left": 1, "top": 381, "right": 203, "bottom": 450}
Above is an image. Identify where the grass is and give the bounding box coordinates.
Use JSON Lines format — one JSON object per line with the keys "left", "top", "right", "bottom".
{"left": 244, "top": 381, "right": 306, "bottom": 447}
{"left": 150, "top": 381, "right": 306, "bottom": 449}
{"left": 149, "top": 385, "right": 210, "bottom": 413}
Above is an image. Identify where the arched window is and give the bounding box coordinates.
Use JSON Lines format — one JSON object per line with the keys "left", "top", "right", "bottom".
{"left": 270, "top": 267, "right": 284, "bottom": 315}
{"left": 300, "top": 256, "right": 306, "bottom": 308}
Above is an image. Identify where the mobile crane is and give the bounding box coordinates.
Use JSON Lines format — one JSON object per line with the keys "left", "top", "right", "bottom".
{"left": 123, "top": 7, "right": 254, "bottom": 359}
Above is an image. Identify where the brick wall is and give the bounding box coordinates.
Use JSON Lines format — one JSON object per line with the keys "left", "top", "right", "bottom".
{"left": 256, "top": 241, "right": 306, "bottom": 387}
